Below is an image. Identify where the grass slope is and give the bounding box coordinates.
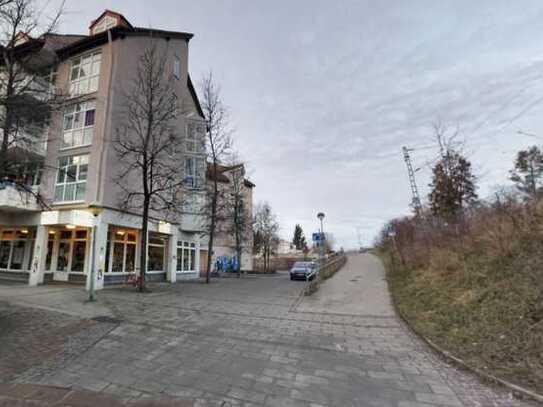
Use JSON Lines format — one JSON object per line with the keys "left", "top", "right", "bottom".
{"left": 384, "top": 247, "right": 543, "bottom": 394}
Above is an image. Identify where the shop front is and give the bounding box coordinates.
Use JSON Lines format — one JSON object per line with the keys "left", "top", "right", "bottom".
{"left": 0, "top": 227, "right": 35, "bottom": 283}
{"left": 103, "top": 227, "right": 138, "bottom": 285}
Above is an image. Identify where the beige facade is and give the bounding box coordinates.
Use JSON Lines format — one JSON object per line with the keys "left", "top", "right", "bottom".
{"left": 207, "top": 164, "right": 255, "bottom": 273}
{"left": 0, "top": 11, "right": 207, "bottom": 288}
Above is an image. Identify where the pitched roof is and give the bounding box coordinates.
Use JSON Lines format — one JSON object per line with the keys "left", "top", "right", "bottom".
{"left": 188, "top": 74, "right": 205, "bottom": 119}
{"left": 89, "top": 9, "right": 133, "bottom": 31}
{"left": 206, "top": 163, "right": 255, "bottom": 188}
{"left": 206, "top": 163, "right": 231, "bottom": 183}
{"left": 55, "top": 25, "right": 194, "bottom": 59}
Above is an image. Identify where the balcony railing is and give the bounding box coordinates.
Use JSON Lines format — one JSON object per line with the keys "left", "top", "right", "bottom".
{"left": 0, "top": 181, "right": 41, "bottom": 212}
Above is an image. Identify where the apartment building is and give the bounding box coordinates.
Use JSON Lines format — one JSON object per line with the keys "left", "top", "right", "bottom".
{"left": 0, "top": 10, "right": 207, "bottom": 289}
{"left": 206, "top": 163, "right": 255, "bottom": 273}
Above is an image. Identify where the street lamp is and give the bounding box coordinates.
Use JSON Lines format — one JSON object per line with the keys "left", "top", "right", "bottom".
{"left": 88, "top": 205, "right": 103, "bottom": 302}
{"left": 317, "top": 212, "right": 325, "bottom": 264}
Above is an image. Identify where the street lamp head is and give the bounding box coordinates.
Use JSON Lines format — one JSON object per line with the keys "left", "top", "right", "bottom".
{"left": 88, "top": 204, "right": 104, "bottom": 217}
{"left": 317, "top": 212, "right": 325, "bottom": 221}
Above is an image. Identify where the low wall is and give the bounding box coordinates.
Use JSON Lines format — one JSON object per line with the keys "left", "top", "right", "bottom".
{"left": 254, "top": 256, "right": 310, "bottom": 272}
{"left": 304, "top": 255, "right": 347, "bottom": 296}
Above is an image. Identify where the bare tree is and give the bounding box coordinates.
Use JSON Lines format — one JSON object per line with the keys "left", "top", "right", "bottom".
{"left": 0, "top": 0, "right": 64, "bottom": 189}
{"left": 113, "top": 44, "right": 182, "bottom": 292}
{"left": 224, "top": 157, "right": 251, "bottom": 277}
{"left": 253, "top": 201, "right": 279, "bottom": 272}
{"left": 200, "top": 71, "right": 231, "bottom": 283}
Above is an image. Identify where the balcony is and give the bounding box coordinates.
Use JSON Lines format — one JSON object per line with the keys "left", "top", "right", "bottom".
{"left": 180, "top": 212, "right": 206, "bottom": 232}
{"left": 0, "top": 181, "right": 41, "bottom": 212}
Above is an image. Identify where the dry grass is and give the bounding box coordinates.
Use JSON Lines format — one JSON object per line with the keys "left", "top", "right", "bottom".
{"left": 381, "top": 200, "right": 543, "bottom": 394}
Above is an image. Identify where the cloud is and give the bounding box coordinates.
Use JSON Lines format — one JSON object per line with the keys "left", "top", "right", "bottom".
{"left": 58, "top": 0, "right": 543, "bottom": 247}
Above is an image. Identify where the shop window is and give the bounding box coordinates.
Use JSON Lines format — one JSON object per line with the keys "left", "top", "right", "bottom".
{"left": 71, "top": 241, "right": 86, "bottom": 272}
{"left": 148, "top": 236, "right": 165, "bottom": 272}
{"left": 105, "top": 229, "right": 137, "bottom": 273}
{"left": 45, "top": 232, "right": 54, "bottom": 271}
{"left": 0, "top": 228, "right": 33, "bottom": 271}
{"left": 0, "top": 241, "right": 10, "bottom": 269}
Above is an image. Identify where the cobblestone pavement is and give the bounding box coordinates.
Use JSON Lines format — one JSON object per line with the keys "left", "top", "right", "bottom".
{"left": 0, "top": 301, "right": 115, "bottom": 382}
{"left": 3, "top": 254, "right": 539, "bottom": 406}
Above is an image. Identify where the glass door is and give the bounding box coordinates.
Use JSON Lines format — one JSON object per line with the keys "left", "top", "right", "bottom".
{"left": 54, "top": 231, "right": 71, "bottom": 281}
{"left": 52, "top": 228, "right": 88, "bottom": 281}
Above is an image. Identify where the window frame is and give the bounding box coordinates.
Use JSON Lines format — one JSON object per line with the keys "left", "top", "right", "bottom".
{"left": 0, "top": 228, "right": 33, "bottom": 271}
{"left": 173, "top": 56, "right": 181, "bottom": 80}
{"left": 69, "top": 51, "right": 102, "bottom": 96}
{"left": 176, "top": 241, "right": 196, "bottom": 273}
{"left": 53, "top": 228, "right": 89, "bottom": 274}
{"left": 185, "top": 121, "right": 205, "bottom": 154}
{"left": 61, "top": 101, "right": 96, "bottom": 150}
{"left": 54, "top": 154, "right": 89, "bottom": 203}
{"left": 105, "top": 229, "right": 138, "bottom": 274}
{"left": 147, "top": 235, "right": 166, "bottom": 273}
{"left": 183, "top": 155, "right": 205, "bottom": 189}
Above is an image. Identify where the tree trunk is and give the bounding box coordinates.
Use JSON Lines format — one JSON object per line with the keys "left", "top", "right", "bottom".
{"left": 0, "top": 62, "right": 15, "bottom": 179}
{"left": 205, "top": 162, "right": 219, "bottom": 284}
{"left": 236, "top": 235, "right": 242, "bottom": 278}
{"left": 139, "top": 197, "right": 149, "bottom": 292}
{"left": 234, "top": 207, "right": 242, "bottom": 278}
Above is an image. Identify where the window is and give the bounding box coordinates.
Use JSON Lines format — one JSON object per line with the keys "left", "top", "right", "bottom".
{"left": 70, "top": 52, "right": 101, "bottom": 95}
{"left": 0, "top": 229, "right": 33, "bottom": 271}
{"left": 173, "top": 56, "right": 180, "bottom": 79}
{"left": 62, "top": 102, "right": 96, "bottom": 148}
{"left": 148, "top": 235, "right": 166, "bottom": 272}
{"left": 55, "top": 155, "right": 89, "bottom": 202}
{"left": 92, "top": 16, "right": 117, "bottom": 35}
{"left": 45, "top": 232, "right": 54, "bottom": 271}
{"left": 177, "top": 241, "right": 196, "bottom": 273}
{"left": 186, "top": 121, "right": 205, "bottom": 153}
{"left": 184, "top": 156, "right": 204, "bottom": 189}
{"left": 105, "top": 229, "right": 137, "bottom": 274}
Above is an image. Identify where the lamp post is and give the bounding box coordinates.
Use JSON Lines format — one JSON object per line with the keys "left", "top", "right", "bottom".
{"left": 317, "top": 212, "right": 325, "bottom": 265}
{"left": 88, "top": 205, "right": 103, "bottom": 302}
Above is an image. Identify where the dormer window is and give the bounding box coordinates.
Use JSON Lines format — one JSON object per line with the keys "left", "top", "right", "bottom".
{"left": 92, "top": 15, "right": 117, "bottom": 35}
{"left": 89, "top": 10, "right": 132, "bottom": 36}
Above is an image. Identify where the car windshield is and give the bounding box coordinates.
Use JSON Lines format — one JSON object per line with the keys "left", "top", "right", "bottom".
{"left": 292, "top": 262, "right": 308, "bottom": 268}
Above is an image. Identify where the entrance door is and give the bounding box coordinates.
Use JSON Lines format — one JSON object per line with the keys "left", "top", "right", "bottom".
{"left": 54, "top": 239, "right": 70, "bottom": 281}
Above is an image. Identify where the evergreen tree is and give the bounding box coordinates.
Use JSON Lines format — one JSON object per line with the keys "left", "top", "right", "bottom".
{"left": 428, "top": 149, "right": 477, "bottom": 220}
{"left": 510, "top": 146, "right": 543, "bottom": 199}
{"left": 292, "top": 224, "right": 307, "bottom": 250}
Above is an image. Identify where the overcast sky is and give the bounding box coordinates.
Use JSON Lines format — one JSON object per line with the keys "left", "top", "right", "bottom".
{"left": 55, "top": 0, "right": 543, "bottom": 248}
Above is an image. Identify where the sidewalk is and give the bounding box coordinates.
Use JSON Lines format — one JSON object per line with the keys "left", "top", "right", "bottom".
{"left": 0, "top": 383, "right": 195, "bottom": 406}
{"left": 297, "top": 253, "right": 395, "bottom": 316}
{"left": 0, "top": 284, "right": 114, "bottom": 319}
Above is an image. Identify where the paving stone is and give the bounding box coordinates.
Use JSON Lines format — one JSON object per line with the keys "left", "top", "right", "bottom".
{"left": 1, "top": 256, "right": 537, "bottom": 406}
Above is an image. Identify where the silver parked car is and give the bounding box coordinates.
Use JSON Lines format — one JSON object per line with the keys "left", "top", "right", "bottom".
{"left": 289, "top": 261, "right": 318, "bottom": 281}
